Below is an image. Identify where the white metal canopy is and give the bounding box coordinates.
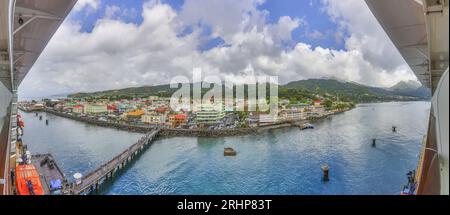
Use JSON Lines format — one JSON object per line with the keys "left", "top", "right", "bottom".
{"left": 12, "top": 0, "right": 78, "bottom": 88}
{"left": 1, "top": 0, "right": 77, "bottom": 195}
{"left": 365, "top": 0, "right": 449, "bottom": 91}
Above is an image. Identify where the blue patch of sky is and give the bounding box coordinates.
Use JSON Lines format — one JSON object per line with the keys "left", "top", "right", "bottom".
{"left": 162, "top": 0, "right": 185, "bottom": 11}
{"left": 188, "top": 24, "right": 227, "bottom": 51}
{"left": 68, "top": 0, "right": 145, "bottom": 32}
{"left": 199, "top": 37, "right": 226, "bottom": 51}
{"left": 258, "top": 0, "right": 347, "bottom": 50}
{"left": 177, "top": 25, "right": 194, "bottom": 37}
{"left": 68, "top": 0, "right": 346, "bottom": 50}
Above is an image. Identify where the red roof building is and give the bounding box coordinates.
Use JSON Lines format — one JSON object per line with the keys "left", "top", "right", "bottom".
{"left": 72, "top": 105, "right": 84, "bottom": 113}
{"left": 107, "top": 104, "right": 117, "bottom": 111}
{"left": 169, "top": 114, "right": 187, "bottom": 128}
{"left": 155, "top": 106, "right": 168, "bottom": 114}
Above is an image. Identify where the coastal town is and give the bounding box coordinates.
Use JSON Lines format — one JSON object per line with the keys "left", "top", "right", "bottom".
{"left": 18, "top": 95, "right": 354, "bottom": 131}
{"left": 12, "top": 94, "right": 354, "bottom": 194}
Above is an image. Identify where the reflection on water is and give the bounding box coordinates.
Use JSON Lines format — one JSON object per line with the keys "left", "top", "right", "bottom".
{"left": 21, "top": 101, "right": 430, "bottom": 195}
{"left": 21, "top": 111, "right": 143, "bottom": 178}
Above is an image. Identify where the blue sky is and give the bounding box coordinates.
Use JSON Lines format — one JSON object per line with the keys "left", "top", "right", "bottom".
{"left": 69, "top": 0, "right": 346, "bottom": 50}
{"left": 258, "top": 0, "right": 346, "bottom": 49}
{"left": 19, "top": 0, "right": 416, "bottom": 98}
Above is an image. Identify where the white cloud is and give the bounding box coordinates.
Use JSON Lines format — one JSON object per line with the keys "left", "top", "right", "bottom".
{"left": 321, "top": 0, "right": 417, "bottom": 75}
{"left": 178, "top": 0, "right": 267, "bottom": 40}
{"left": 104, "top": 5, "right": 120, "bottom": 19}
{"left": 269, "top": 16, "right": 302, "bottom": 44}
{"left": 307, "top": 29, "right": 326, "bottom": 40}
{"left": 73, "top": 0, "right": 101, "bottom": 12}
{"left": 19, "top": 0, "right": 418, "bottom": 98}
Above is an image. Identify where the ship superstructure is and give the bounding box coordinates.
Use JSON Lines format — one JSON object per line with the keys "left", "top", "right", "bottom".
{"left": 1, "top": 0, "right": 77, "bottom": 195}
{"left": 366, "top": 0, "right": 449, "bottom": 194}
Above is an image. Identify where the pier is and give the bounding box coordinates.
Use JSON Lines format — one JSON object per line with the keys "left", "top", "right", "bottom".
{"left": 66, "top": 128, "right": 161, "bottom": 195}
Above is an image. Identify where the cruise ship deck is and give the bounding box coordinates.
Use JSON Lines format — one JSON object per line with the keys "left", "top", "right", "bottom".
{"left": 1, "top": 0, "right": 77, "bottom": 195}
{"left": 1, "top": 0, "right": 448, "bottom": 195}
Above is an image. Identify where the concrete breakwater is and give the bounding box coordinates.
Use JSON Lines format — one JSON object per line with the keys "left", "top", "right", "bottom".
{"left": 159, "top": 128, "right": 258, "bottom": 138}
{"left": 42, "top": 108, "right": 351, "bottom": 138}
{"left": 148, "top": 122, "right": 302, "bottom": 138}
{"left": 44, "top": 109, "right": 151, "bottom": 133}
{"left": 308, "top": 108, "right": 351, "bottom": 122}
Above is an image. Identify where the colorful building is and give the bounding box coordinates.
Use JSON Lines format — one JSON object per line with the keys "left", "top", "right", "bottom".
{"left": 107, "top": 104, "right": 117, "bottom": 113}
{"left": 313, "top": 100, "right": 323, "bottom": 108}
{"left": 83, "top": 104, "right": 107, "bottom": 114}
{"left": 280, "top": 110, "right": 304, "bottom": 121}
{"left": 169, "top": 114, "right": 188, "bottom": 128}
{"left": 148, "top": 96, "right": 159, "bottom": 101}
{"left": 72, "top": 105, "right": 84, "bottom": 114}
{"left": 154, "top": 106, "right": 169, "bottom": 114}
{"left": 126, "top": 109, "right": 145, "bottom": 119}
{"left": 141, "top": 113, "right": 167, "bottom": 125}
{"left": 196, "top": 104, "right": 225, "bottom": 125}
{"left": 258, "top": 114, "right": 278, "bottom": 124}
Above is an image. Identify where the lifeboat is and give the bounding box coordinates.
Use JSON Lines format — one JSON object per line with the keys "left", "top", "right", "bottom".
{"left": 15, "top": 164, "right": 44, "bottom": 195}
{"left": 17, "top": 113, "right": 25, "bottom": 128}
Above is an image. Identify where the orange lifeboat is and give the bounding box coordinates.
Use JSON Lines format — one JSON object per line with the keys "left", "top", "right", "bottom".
{"left": 15, "top": 164, "right": 44, "bottom": 195}
{"left": 17, "top": 113, "right": 25, "bottom": 128}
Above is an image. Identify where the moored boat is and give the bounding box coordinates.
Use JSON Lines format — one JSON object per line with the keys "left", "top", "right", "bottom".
{"left": 300, "top": 123, "right": 315, "bottom": 130}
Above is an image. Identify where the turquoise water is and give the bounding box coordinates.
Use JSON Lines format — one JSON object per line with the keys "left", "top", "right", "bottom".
{"left": 21, "top": 102, "right": 430, "bottom": 195}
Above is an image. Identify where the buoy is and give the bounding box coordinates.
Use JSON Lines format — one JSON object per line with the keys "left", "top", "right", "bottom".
{"left": 372, "top": 138, "right": 376, "bottom": 147}
{"left": 321, "top": 165, "right": 329, "bottom": 181}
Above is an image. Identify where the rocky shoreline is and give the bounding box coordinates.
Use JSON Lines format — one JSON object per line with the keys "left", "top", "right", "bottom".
{"left": 158, "top": 128, "right": 258, "bottom": 138}
{"left": 41, "top": 108, "right": 351, "bottom": 138}
{"left": 44, "top": 109, "right": 152, "bottom": 133}
{"left": 43, "top": 109, "right": 260, "bottom": 137}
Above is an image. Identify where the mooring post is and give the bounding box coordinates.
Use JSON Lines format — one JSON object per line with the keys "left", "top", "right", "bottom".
{"left": 95, "top": 182, "right": 99, "bottom": 194}
{"left": 322, "top": 165, "right": 329, "bottom": 181}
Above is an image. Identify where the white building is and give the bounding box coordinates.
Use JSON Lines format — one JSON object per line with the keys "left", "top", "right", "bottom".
{"left": 258, "top": 114, "right": 278, "bottom": 124}
{"left": 196, "top": 104, "right": 225, "bottom": 125}
{"left": 141, "top": 113, "right": 167, "bottom": 125}
{"left": 84, "top": 104, "right": 107, "bottom": 114}
{"left": 280, "top": 110, "right": 304, "bottom": 121}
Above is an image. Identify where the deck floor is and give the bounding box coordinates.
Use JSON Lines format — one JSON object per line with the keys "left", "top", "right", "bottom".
{"left": 31, "top": 154, "right": 66, "bottom": 195}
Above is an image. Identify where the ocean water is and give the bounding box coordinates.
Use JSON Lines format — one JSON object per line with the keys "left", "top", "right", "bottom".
{"left": 20, "top": 101, "right": 430, "bottom": 195}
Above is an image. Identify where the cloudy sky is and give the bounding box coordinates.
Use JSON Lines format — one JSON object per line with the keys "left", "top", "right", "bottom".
{"left": 18, "top": 0, "right": 418, "bottom": 99}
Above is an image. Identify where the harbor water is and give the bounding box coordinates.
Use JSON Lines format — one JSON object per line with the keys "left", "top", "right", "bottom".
{"left": 20, "top": 101, "right": 430, "bottom": 195}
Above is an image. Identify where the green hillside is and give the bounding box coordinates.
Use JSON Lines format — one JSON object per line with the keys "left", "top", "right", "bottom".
{"left": 68, "top": 78, "right": 430, "bottom": 103}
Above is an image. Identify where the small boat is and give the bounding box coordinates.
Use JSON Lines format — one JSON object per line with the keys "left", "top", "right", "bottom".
{"left": 15, "top": 164, "right": 45, "bottom": 195}
{"left": 224, "top": 147, "right": 237, "bottom": 156}
{"left": 300, "top": 123, "right": 315, "bottom": 130}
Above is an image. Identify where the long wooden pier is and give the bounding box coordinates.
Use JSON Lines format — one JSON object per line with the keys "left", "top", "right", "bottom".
{"left": 66, "top": 128, "right": 160, "bottom": 195}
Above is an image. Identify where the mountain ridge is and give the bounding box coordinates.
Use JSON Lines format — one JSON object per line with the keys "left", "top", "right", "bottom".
{"left": 68, "top": 78, "right": 431, "bottom": 103}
